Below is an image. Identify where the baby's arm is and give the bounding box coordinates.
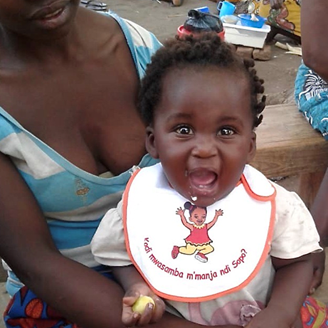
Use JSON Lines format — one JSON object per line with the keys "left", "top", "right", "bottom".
{"left": 247, "top": 255, "right": 312, "bottom": 328}
{"left": 112, "top": 266, "right": 165, "bottom": 327}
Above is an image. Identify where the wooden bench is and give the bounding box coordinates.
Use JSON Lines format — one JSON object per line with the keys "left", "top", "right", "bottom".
{"left": 250, "top": 103, "right": 328, "bottom": 208}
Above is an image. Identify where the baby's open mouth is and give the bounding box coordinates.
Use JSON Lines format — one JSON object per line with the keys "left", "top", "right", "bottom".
{"left": 188, "top": 169, "right": 217, "bottom": 194}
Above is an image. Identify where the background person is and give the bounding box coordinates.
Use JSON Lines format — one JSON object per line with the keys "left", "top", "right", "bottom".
{"left": 235, "top": 0, "right": 301, "bottom": 44}
{"left": 295, "top": 0, "right": 328, "bottom": 294}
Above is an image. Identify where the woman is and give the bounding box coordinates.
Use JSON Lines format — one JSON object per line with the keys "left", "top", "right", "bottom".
{"left": 297, "top": 0, "right": 328, "bottom": 294}
{"left": 259, "top": 0, "right": 301, "bottom": 43}
{"left": 0, "top": 1, "right": 211, "bottom": 327}
{"left": 238, "top": 0, "right": 301, "bottom": 43}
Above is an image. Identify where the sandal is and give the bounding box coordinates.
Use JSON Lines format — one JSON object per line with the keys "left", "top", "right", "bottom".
{"left": 80, "top": 0, "right": 108, "bottom": 12}
{"left": 171, "top": 0, "right": 184, "bottom": 6}
{"left": 159, "top": 0, "right": 184, "bottom": 7}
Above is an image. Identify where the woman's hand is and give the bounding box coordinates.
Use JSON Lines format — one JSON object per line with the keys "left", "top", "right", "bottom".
{"left": 122, "top": 283, "right": 165, "bottom": 326}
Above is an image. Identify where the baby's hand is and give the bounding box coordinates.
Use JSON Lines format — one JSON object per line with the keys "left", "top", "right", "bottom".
{"left": 176, "top": 207, "right": 184, "bottom": 216}
{"left": 122, "top": 284, "right": 165, "bottom": 326}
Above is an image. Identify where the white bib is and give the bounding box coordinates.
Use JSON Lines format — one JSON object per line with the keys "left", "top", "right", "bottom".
{"left": 123, "top": 163, "right": 276, "bottom": 302}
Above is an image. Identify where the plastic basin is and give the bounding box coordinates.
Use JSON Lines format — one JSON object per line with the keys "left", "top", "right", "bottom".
{"left": 238, "top": 14, "right": 267, "bottom": 28}
{"left": 221, "top": 14, "right": 239, "bottom": 24}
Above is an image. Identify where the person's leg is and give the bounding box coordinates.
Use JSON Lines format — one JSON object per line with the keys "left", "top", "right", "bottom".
{"left": 259, "top": 0, "right": 301, "bottom": 43}
{"left": 265, "top": 25, "right": 301, "bottom": 44}
{"left": 300, "top": 295, "right": 328, "bottom": 327}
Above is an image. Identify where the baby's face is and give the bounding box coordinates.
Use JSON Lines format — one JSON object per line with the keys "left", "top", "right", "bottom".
{"left": 146, "top": 67, "right": 256, "bottom": 207}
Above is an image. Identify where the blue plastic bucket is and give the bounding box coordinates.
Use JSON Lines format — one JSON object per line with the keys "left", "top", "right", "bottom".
{"left": 217, "top": 1, "right": 236, "bottom": 17}
{"left": 194, "top": 6, "right": 210, "bottom": 13}
{"left": 238, "top": 14, "right": 267, "bottom": 28}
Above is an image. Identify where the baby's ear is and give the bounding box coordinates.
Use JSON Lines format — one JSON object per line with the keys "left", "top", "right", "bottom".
{"left": 145, "top": 126, "right": 159, "bottom": 159}
{"left": 246, "top": 131, "right": 257, "bottom": 163}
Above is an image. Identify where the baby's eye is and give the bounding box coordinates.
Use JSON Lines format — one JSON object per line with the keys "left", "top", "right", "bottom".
{"left": 176, "top": 126, "right": 193, "bottom": 135}
{"left": 218, "top": 127, "right": 235, "bottom": 136}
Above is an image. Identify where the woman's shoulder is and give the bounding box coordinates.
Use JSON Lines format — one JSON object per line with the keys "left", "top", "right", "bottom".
{"left": 105, "top": 11, "right": 162, "bottom": 67}
{"left": 77, "top": 9, "right": 161, "bottom": 76}
{"left": 79, "top": 8, "right": 161, "bottom": 49}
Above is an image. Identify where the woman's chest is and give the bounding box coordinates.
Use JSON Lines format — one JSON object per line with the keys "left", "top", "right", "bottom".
{"left": 0, "top": 65, "right": 146, "bottom": 175}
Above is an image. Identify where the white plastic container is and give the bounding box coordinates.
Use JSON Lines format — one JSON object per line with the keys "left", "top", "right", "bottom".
{"left": 223, "top": 22, "right": 271, "bottom": 48}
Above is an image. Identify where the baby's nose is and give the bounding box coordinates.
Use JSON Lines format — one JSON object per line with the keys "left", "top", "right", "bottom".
{"left": 191, "top": 136, "right": 217, "bottom": 158}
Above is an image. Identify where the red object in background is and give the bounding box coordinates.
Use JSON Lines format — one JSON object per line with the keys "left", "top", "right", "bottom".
{"left": 177, "top": 25, "right": 225, "bottom": 41}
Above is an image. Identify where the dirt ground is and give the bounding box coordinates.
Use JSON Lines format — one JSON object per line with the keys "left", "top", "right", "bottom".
{"left": 106, "top": 0, "right": 302, "bottom": 102}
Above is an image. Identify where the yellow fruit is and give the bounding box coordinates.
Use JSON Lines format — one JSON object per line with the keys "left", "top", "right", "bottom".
{"left": 132, "top": 295, "right": 155, "bottom": 314}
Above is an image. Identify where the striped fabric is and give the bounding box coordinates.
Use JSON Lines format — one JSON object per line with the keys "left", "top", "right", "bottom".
{"left": 80, "top": 0, "right": 108, "bottom": 12}
{"left": 0, "top": 11, "right": 161, "bottom": 297}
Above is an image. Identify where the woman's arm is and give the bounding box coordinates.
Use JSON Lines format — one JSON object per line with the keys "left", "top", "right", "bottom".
{"left": 301, "top": 0, "right": 328, "bottom": 80}
{"left": 0, "top": 153, "right": 241, "bottom": 328}
{"left": 309, "top": 168, "right": 328, "bottom": 292}
{"left": 311, "top": 168, "right": 328, "bottom": 248}
{"left": 0, "top": 153, "right": 127, "bottom": 328}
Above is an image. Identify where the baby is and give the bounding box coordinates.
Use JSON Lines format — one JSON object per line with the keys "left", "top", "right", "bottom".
{"left": 91, "top": 34, "right": 325, "bottom": 328}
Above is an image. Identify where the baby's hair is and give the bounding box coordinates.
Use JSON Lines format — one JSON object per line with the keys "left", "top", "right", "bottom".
{"left": 184, "top": 202, "right": 207, "bottom": 215}
{"left": 138, "top": 33, "right": 265, "bottom": 129}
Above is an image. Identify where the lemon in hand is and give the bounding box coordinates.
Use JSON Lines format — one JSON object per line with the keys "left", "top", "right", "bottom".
{"left": 132, "top": 295, "right": 155, "bottom": 314}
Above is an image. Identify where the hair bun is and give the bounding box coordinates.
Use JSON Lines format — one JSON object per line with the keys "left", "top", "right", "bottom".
{"left": 184, "top": 201, "right": 192, "bottom": 210}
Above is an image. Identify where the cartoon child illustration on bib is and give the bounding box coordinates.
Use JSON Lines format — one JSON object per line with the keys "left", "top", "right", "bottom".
{"left": 171, "top": 201, "right": 223, "bottom": 263}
